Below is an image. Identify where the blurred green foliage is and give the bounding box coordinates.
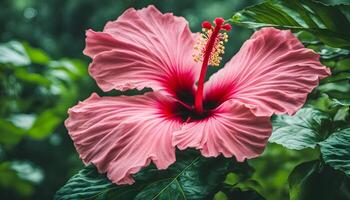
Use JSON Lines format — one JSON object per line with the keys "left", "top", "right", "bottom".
{"left": 1, "top": 0, "right": 350, "bottom": 200}
{"left": 0, "top": 40, "right": 90, "bottom": 199}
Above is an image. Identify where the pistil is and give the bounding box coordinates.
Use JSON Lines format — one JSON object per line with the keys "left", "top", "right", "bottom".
{"left": 193, "top": 18, "right": 231, "bottom": 114}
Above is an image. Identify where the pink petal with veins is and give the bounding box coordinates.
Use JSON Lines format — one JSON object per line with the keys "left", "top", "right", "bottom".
{"left": 65, "top": 92, "right": 182, "bottom": 184}
{"left": 204, "top": 27, "right": 331, "bottom": 116}
{"left": 84, "top": 5, "right": 200, "bottom": 100}
{"left": 173, "top": 100, "right": 272, "bottom": 162}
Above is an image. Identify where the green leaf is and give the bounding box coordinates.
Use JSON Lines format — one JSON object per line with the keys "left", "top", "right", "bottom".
{"left": 317, "top": 46, "right": 350, "bottom": 60}
{"left": 231, "top": 0, "right": 350, "bottom": 48}
{"left": 336, "top": 58, "right": 350, "bottom": 71}
{"left": 269, "top": 108, "right": 331, "bottom": 150}
{"left": 333, "top": 106, "right": 349, "bottom": 122}
{"left": 8, "top": 114, "right": 36, "bottom": 130}
{"left": 54, "top": 165, "right": 114, "bottom": 200}
{"left": 0, "top": 41, "right": 30, "bottom": 66}
{"left": 27, "top": 109, "right": 62, "bottom": 139}
{"left": 309, "top": 94, "right": 347, "bottom": 116}
{"left": 321, "top": 72, "right": 350, "bottom": 83}
{"left": 48, "top": 59, "right": 87, "bottom": 81}
{"left": 55, "top": 150, "right": 233, "bottom": 200}
{"left": 317, "top": 81, "right": 350, "bottom": 100}
{"left": 295, "top": 41, "right": 350, "bottom": 60}
{"left": 288, "top": 160, "right": 344, "bottom": 200}
{"left": 23, "top": 42, "right": 51, "bottom": 65}
{"left": 224, "top": 173, "right": 240, "bottom": 185}
{"left": 0, "top": 119, "right": 25, "bottom": 148}
{"left": 332, "top": 99, "right": 350, "bottom": 107}
{"left": 10, "top": 161, "right": 44, "bottom": 184}
{"left": 0, "top": 162, "right": 35, "bottom": 197}
{"left": 219, "top": 188, "right": 265, "bottom": 200}
{"left": 319, "top": 128, "right": 350, "bottom": 176}
{"left": 213, "top": 191, "right": 228, "bottom": 200}
{"left": 224, "top": 173, "right": 262, "bottom": 193}
{"left": 14, "top": 69, "right": 51, "bottom": 86}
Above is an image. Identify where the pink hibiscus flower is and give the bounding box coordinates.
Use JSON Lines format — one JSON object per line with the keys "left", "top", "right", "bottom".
{"left": 65, "top": 5, "right": 330, "bottom": 185}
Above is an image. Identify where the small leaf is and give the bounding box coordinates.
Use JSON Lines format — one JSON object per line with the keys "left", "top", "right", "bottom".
{"left": 0, "top": 119, "right": 25, "bottom": 148}
{"left": 23, "top": 42, "right": 51, "bottom": 65}
{"left": 317, "top": 46, "right": 350, "bottom": 60}
{"left": 269, "top": 108, "right": 331, "bottom": 150}
{"left": 8, "top": 114, "right": 36, "bottom": 130}
{"left": 332, "top": 99, "right": 350, "bottom": 107}
{"left": 48, "top": 59, "right": 87, "bottom": 81}
{"left": 11, "top": 161, "right": 44, "bottom": 184}
{"left": 213, "top": 191, "right": 228, "bottom": 200}
{"left": 0, "top": 162, "right": 35, "bottom": 197}
{"left": 336, "top": 58, "right": 350, "bottom": 71}
{"left": 55, "top": 150, "right": 233, "bottom": 200}
{"left": 319, "top": 128, "right": 350, "bottom": 176}
{"left": 317, "top": 81, "right": 350, "bottom": 100}
{"left": 14, "top": 69, "right": 51, "bottom": 86}
{"left": 231, "top": 0, "right": 350, "bottom": 48}
{"left": 0, "top": 41, "right": 30, "bottom": 66}
{"left": 288, "top": 160, "right": 344, "bottom": 200}
{"left": 321, "top": 72, "right": 350, "bottom": 83}
{"left": 224, "top": 173, "right": 240, "bottom": 185}
{"left": 219, "top": 187, "right": 265, "bottom": 200}
{"left": 28, "top": 109, "right": 62, "bottom": 139}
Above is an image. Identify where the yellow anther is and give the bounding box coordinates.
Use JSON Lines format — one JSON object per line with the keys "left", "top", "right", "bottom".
{"left": 193, "top": 25, "right": 229, "bottom": 66}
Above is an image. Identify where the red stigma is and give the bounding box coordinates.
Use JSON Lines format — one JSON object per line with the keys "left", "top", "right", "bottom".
{"left": 201, "top": 21, "right": 212, "bottom": 29}
{"left": 221, "top": 24, "right": 232, "bottom": 31}
{"left": 214, "top": 18, "right": 225, "bottom": 25}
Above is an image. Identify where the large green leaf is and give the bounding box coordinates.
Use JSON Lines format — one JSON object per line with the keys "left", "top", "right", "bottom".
{"left": 288, "top": 160, "right": 345, "bottom": 200}
{"left": 231, "top": 0, "right": 350, "bottom": 48}
{"left": 269, "top": 108, "right": 331, "bottom": 150}
{"left": 55, "top": 150, "right": 233, "bottom": 200}
{"left": 270, "top": 107, "right": 350, "bottom": 176}
{"left": 319, "top": 128, "right": 350, "bottom": 176}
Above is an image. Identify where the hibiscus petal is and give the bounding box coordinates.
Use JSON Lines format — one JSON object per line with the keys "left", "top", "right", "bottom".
{"left": 83, "top": 30, "right": 120, "bottom": 58}
{"left": 204, "top": 27, "right": 331, "bottom": 116}
{"left": 84, "top": 6, "right": 199, "bottom": 102}
{"left": 173, "top": 100, "right": 272, "bottom": 161}
{"left": 65, "top": 92, "right": 182, "bottom": 184}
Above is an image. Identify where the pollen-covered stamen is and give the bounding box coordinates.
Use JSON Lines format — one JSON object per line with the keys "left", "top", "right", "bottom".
{"left": 194, "top": 18, "right": 232, "bottom": 114}
{"left": 209, "top": 32, "right": 228, "bottom": 66}
{"left": 192, "top": 19, "right": 230, "bottom": 67}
